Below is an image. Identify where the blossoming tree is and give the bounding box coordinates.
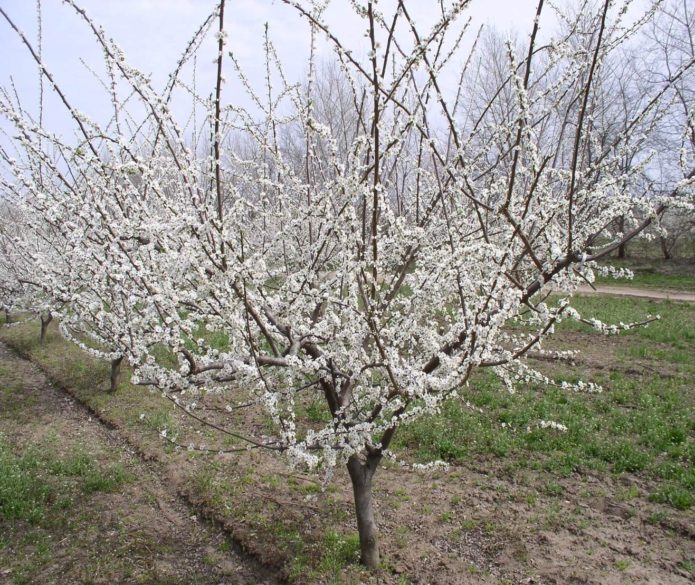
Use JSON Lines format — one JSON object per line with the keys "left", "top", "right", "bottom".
{"left": 2, "top": 0, "right": 693, "bottom": 569}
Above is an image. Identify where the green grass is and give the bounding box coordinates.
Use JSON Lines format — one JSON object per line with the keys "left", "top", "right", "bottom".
{"left": 395, "top": 296, "right": 695, "bottom": 509}
{"left": 0, "top": 439, "right": 55, "bottom": 524}
{"left": 0, "top": 438, "right": 131, "bottom": 525}
{"left": 560, "top": 294, "right": 695, "bottom": 346}
{"left": 596, "top": 269, "right": 695, "bottom": 291}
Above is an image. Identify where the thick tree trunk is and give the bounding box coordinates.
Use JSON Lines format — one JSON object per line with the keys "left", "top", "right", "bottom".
{"left": 347, "top": 452, "right": 382, "bottom": 570}
{"left": 110, "top": 356, "right": 123, "bottom": 393}
{"left": 40, "top": 311, "right": 52, "bottom": 344}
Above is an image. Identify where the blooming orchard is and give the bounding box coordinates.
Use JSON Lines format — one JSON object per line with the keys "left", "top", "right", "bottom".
{"left": 1, "top": 0, "right": 693, "bottom": 569}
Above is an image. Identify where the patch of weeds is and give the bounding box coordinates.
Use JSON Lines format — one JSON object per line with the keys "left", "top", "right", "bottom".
{"left": 49, "top": 450, "right": 93, "bottom": 477}
{"left": 460, "top": 518, "right": 478, "bottom": 531}
{"left": 394, "top": 526, "right": 409, "bottom": 549}
{"left": 83, "top": 463, "right": 131, "bottom": 494}
{"left": 596, "top": 441, "right": 649, "bottom": 473}
{"left": 617, "top": 485, "right": 640, "bottom": 501}
{"left": 143, "top": 409, "right": 178, "bottom": 436}
{"left": 318, "top": 530, "right": 360, "bottom": 573}
{"left": 149, "top": 344, "right": 179, "bottom": 369}
{"left": 543, "top": 482, "right": 563, "bottom": 497}
{"left": 305, "top": 399, "right": 332, "bottom": 423}
{"left": 438, "top": 511, "right": 454, "bottom": 523}
{"left": 648, "top": 486, "right": 694, "bottom": 510}
{"left": 646, "top": 510, "right": 669, "bottom": 525}
{"left": 0, "top": 440, "right": 54, "bottom": 524}
{"left": 262, "top": 474, "right": 281, "bottom": 489}
{"left": 466, "top": 563, "right": 483, "bottom": 575}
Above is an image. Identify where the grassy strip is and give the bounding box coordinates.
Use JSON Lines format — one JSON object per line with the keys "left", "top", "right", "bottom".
{"left": 596, "top": 257, "right": 695, "bottom": 291}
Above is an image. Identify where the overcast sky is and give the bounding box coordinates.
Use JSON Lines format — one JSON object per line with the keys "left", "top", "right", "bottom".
{"left": 0, "top": 0, "right": 552, "bottom": 141}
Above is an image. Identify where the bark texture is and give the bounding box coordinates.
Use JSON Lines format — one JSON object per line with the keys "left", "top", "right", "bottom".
{"left": 347, "top": 452, "right": 382, "bottom": 570}
{"left": 110, "top": 356, "right": 123, "bottom": 393}
{"left": 40, "top": 311, "right": 52, "bottom": 345}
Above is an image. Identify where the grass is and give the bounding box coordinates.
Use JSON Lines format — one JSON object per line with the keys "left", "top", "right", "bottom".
{"left": 596, "top": 267, "right": 695, "bottom": 291}
{"left": 0, "top": 438, "right": 132, "bottom": 525}
{"left": 395, "top": 295, "right": 695, "bottom": 510}
{"left": 594, "top": 247, "right": 695, "bottom": 291}
{"left": 0, "top": 433, "right": 134, "bottom": 584}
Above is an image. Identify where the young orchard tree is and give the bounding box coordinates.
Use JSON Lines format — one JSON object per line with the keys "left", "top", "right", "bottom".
{"left": 0, "top": 0, "right": 222, "bottom": 388}
{"left": 2, "top": 0, "right": 693, "bottom": 571}
{"left": 132, "top": 0, "right": 691, "bottom": 568}
{"left": 0, "top": 127, "right": 63, "bottom": 340}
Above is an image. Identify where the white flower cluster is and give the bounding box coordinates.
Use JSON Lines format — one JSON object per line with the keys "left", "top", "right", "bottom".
{"left": 0, "top": 0, "right": 688, "bottom": 476}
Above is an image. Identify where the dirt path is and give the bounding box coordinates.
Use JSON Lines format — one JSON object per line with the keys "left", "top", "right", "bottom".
{"left": 0, "top": 342, "right": 279, "bottom": 585}
{"left": 576, "top": 285, "right": 695, "bottom": 302}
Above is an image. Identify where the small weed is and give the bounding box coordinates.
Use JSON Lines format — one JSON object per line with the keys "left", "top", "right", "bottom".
{"left": 83, "top": 463, "right": 131, "bottom": 494}
{"left": 647, "top": 510, "right": 669, "bottom": 525}
{"left": 460, "top": 518, "right": 478, "bottom": 531}
{"left": 438, "top": 511, "right": 454, "bottom": 523}
{"left": 617, "top": 485, "right": 640, "bottom": 501}
{"left": 544, "top": 482, "right": 563, "bottom": 497}
{"left": 394, "top": 526, "right": 409, "bottom": 549}
{"left": 305, "top": 399, "right": 331, "bottom": 423}
{"left": 615, "top": 559, "right": 630, "bottom": 571}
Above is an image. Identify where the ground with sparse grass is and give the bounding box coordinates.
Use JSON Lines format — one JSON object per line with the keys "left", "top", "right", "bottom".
{"left": 0, "top": 282, "right": 693, "bottom": 584}
{"left": 0, "top": 344, "right": 278, "bottom": 585}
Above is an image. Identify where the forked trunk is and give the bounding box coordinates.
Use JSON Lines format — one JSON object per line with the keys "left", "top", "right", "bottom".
{"left": 40, "top": 311, "right": 52, "bottom": 344}
{"left": 110, "top": 356, "right": 123, "bottom": 393}
{"left": 347, "top": 452, "right": 382, "bottom": 570}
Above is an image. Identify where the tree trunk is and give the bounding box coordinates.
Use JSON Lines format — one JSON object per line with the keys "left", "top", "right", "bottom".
{"left": 347, "top": 452, "right": 381, "bottom": 570}
{"left": 4, "top": 308, "right": 10, "bottom": 324}
{"left": 660, "top": 236, "right": 672, "bottom": 260}
{"left": 617, "top": 217, "right": 627, "bottom": 259}
{"left": 110, "top": 356, "right": 123, "bottom": 393}
{"left": 40, "top": 311, "right": 52, "bottom": 344}
{"left": 617, "top": 241, "right": 627, "bottom": 259}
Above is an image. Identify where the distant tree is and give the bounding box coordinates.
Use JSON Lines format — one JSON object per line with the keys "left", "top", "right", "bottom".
{"left": 641, "top": 0, "right": 695, "bottom": 258}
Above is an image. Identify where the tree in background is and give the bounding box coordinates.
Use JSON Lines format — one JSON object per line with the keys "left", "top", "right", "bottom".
{"left": 642, "top": 0, "right": 695, "bottom": 259}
